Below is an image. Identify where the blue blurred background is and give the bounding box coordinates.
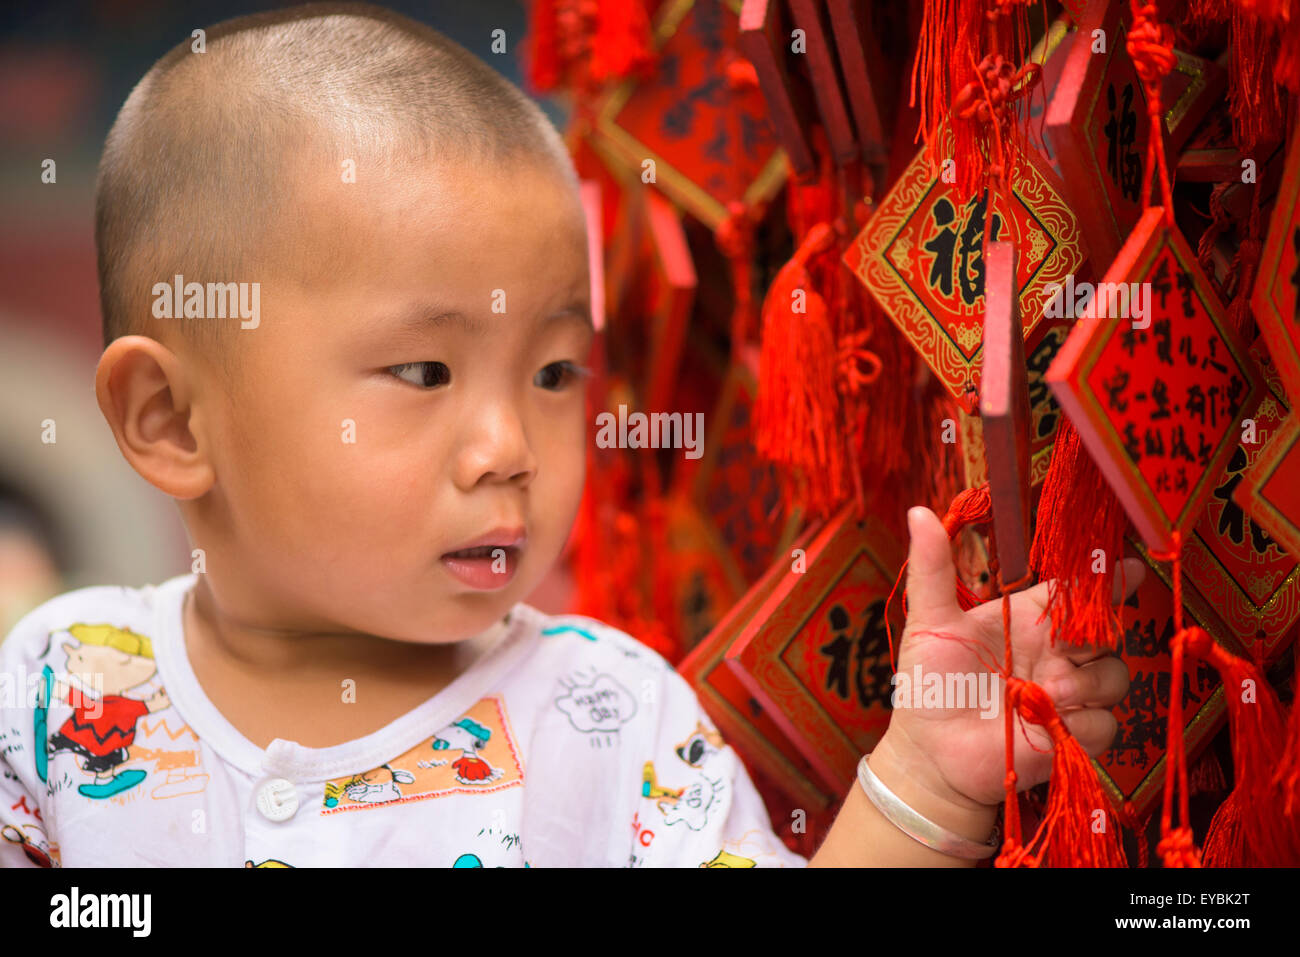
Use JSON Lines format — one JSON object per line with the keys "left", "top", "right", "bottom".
{"left": 0, "top": 1, "right": 569, "bottom": 635}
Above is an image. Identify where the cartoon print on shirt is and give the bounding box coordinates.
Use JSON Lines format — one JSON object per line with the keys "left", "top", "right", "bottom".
{"left": 131, "top": 736, "right": 209, "bottom": 800}
{"left": 541, "top": 623, "right": 644, "bottom": 661}
{"left": 701, "top": 849, "right": 757, "bottom": 868}
{"left": 245, "top": 859, "right": 294, "bottom": 868}
{"left": 428, "top": 717, "right": 505, "bottom": 785}
{"left": 321, "top": 696, "right": 523, "bottom": 814}
{"left": 37, "top": 624, "right": 171, "bottom": 800}
{"left": 641, "top": 720, "right": 728, "bottom": 831}
{"left": 553, "top": 667, "right": 637, "bottom": 747}
{"left": 2, "top": 813, "right": 59, "bottom": 868}
{"left": 451, "top": 817, "right": 525, "bottom": 867}
{"left": 331, "top": 764, "right": 417, "bottom": 805}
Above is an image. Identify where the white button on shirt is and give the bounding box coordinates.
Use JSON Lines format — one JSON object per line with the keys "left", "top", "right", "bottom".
{"left": 256, "top": 778, "right": 299, "bottom": 822}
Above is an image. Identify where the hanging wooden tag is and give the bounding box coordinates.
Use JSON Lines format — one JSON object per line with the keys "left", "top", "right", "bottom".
{"left": 787, "top": 0, "right": 857, "bottom": 166}
{"left": 722, "top": 505, "right": 905, "bottom": 792}
{"left": 1235, "top": 411, "right": 1300, "bottom": 565}
{"left": 642, "top": 191, "right": 699, "bottom": 413}
{"left": 678, "top": 522, "right": 837, "bottom": 812}
{"left": 980, "top": 240, "right": 1034, "bottom": 585}
{"left": 826, "top": 0, "right": 897, "bottom": 170}
{"left": 1046, "top": 0, "right": 1163, "bottom": 267}
{"left": 1251, "top": 118, "right": 1300, "bottom": 404}
{"left": 738, "top": 0, "right": 817, "bottom": 178}
{"left": 842, "top": 123, "right": 1085, "bottom": 413}
{"left": 1095, "top": 539, "right": 1232, "bottom": 821}
{"left": 1161, "top": 49, "right": 1226, "bottom": 155}
{"left": 957, "top": 408, "right": 987, "bottom": 489}
{"left": 662, "top": 492, "right": 743, "bottom": 654}
{"left": 1022, "top": 17, "right": 1077, "bottom": 181}
{"left": 594, "top": 0, "right": 788, "bottom": 229}
{"left": 1026, "top": 319, "right": 1072, "bottom": 486}
{"left": 691, "top": 358, "right": 802, "bottom": 587}
{"left": 1046, "top": 208, "right": 1262, "bottom": 553}
{"left": 1182, "top": 340, "right": 1300, "bottom": 664}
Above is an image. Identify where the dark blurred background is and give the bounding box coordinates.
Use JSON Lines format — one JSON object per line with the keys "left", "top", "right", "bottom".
{"left": 0, "top": 1, "right": 569, "bottom": 635}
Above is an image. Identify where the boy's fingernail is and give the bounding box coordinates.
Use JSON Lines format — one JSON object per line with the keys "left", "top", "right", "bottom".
{"left": 907, "top": 507, "right": 925, "bottom": 533}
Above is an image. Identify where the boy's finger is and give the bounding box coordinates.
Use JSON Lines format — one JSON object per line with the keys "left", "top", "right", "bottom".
{"left": 1061, "top": 708, "right": 1121, "bottom": 758}
{"left": 1111, "top": 557, "right": 1145, "bottom": 604}
{"left": 903, "top": 506, "right": 962, "bottom": 625}
{"left": 1047, "top": 655, "right": 1130, "bottom": 708}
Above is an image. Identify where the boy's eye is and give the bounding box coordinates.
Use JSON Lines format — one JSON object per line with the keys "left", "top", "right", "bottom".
{"left": 534, "top": 360, "right": 590, "bottom": 391}
{"left": 390, "top": 361, "right": 450, "bottom": 388}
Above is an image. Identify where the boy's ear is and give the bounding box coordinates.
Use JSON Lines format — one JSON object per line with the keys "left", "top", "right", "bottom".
{"left": 94, "top": 336, "right": 215, "bottom": 500}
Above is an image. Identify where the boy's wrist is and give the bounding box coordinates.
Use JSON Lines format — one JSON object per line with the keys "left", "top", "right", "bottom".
{"left": 867, "top": 732, "right": 1000, "bottom": 846}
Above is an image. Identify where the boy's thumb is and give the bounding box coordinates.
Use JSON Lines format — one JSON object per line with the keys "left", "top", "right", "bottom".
{"left": 903, "top": 506, "right": 961, "bottom": 625}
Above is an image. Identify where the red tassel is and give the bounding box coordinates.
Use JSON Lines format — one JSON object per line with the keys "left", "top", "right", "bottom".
{"left": 1029, "top": 418, "right": 1131, "bottom": 650}
{"left": 885, "top": 483, "right": 992, "bottom": 670}
{"left": 1274, "top": 653, "right": 1300, "bottom": 833}
{"left": 525, "top": 0, "right": 563, "bottom": 94}
{"left": 999, "top": 678, "right": 1128, "bottom": 867}
{"left": 754, "top": 222, "right": 846, "bottom": 518}
{"left": 1184, "top": 629, "right": 1300, "bottom": 866}
{"left": 590, "top": 0, "right": 654, "bottom": 85}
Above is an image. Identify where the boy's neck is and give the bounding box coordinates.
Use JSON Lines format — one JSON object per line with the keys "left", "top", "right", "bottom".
{"left": 178, "top": 576, "right": 501, "bottom": 750}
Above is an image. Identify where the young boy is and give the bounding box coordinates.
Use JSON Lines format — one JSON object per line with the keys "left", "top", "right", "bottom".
{"left": 0, "top": 2, "right": 1134, "bottom": 868}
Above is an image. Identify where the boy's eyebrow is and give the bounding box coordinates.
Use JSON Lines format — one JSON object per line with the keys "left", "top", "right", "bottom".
{"left": 547, "top": 302, "right": 595, "bottom": 330}
{"left": 390, "top": 302, "right": 594, "bottom": 335}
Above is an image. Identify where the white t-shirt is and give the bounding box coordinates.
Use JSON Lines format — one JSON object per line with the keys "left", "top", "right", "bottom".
{"left": 0, "top": 574, "right": 807, "bottom": 868}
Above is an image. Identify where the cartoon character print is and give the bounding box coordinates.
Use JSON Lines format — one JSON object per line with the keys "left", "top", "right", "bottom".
{"left": 641, "top": 721, "right": 728, "bottom": 831}
{"left": 428, "top": 718, "right": 504, "bottom": 785}
{"left": 37, "top": 624, "right": 171, "bottom": 800}
{"left": 2, "top": 820, "right": 60, "bottom": 868}
{"left": 701, "top": 850, "right": 757, "bottom": 868}
{"left": 340, "top": 764, "right": 416, "bottom": 804}
{"left": 321, "top": 697, "right": 523, "bottom": 813}
{"left": 129, "top": 735, "right": 209, "bottom": 800}
{"left": 245, "top": 859, "right": 293, "bottom": 868}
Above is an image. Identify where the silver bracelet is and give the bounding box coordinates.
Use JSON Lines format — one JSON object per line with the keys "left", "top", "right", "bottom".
{"left": 856, "top": 753, "right": 999, "bottom": 860}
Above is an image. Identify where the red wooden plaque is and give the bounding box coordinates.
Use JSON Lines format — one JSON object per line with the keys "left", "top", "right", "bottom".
{"left": 1175, "top": 106, "right": 1241, "bottom": 183}
{"left": 691, "top": 360, "right": 802, "bottom": 587}
{"left": 1022, "top": 17, "right": 1077, "bottom": 181}
{"left": 958, "top": 409, "right": 988, "bottom": 489}
{"left": 1096, "top": 540, "right": 1232, "bottom": 820}
{"left": 1061, "top": 0, "right": 1091, "bottom": 24}
{"left": 1161, "top": 49, "right": 1226, "bottom": 156}
{"left": 642, "top": 191, "right": 699, "bottom": 413}
{"left": 662, "top": 493, "right": 742, "bottom": 653}
{"left": 1046, "top": 208, "right": 1262, "bottom": 553}
{"left": 738, "top": 0, "right": 816, "bottom": 178}
{"left": 1235, "top": 411, "right": 1300, "bottom": 564}
{"left": 842, "top": 124, "right": 1086, "bottom": 413}
{"left": 595, "top": 0, "right": 788, "bottom": 229}
{"left": 1026, "top": 319, "right": 1072, "bottom": 486}
{"left": 722, "top": 506, "right": 905, "bottom": 791}
{"left": 1251, "top": 118, "right": 1300, "bottom": 404}
{"left": 980, "top": 241, "right": 1034, "bottom": 585}
{"left": 826, "top": 0, "right": 894, "bottom": 169}
{"left": 1046, "top": 0, "right": 1160, "bottom": 267}
{"left": 1183, "top": 340, "right": 1300, "bottom": 663}
{"left": 788, "top": 0, "right": 857, "bottom": 165}
{"left": 678, "top": 522, "right": 837, "bottom": 811}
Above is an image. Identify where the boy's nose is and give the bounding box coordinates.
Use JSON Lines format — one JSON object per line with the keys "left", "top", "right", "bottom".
{"left": 453, "top": 400, "right": 537, "bottom": 490}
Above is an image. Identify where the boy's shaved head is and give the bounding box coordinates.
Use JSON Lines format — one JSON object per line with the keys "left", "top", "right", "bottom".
{"left": 96, "top": 1, "right": 577, "bottom": 356}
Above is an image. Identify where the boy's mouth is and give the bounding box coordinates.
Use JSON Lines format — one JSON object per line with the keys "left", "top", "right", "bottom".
{"left": 439, "top": 527, "right": 525, "bottom": 591}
